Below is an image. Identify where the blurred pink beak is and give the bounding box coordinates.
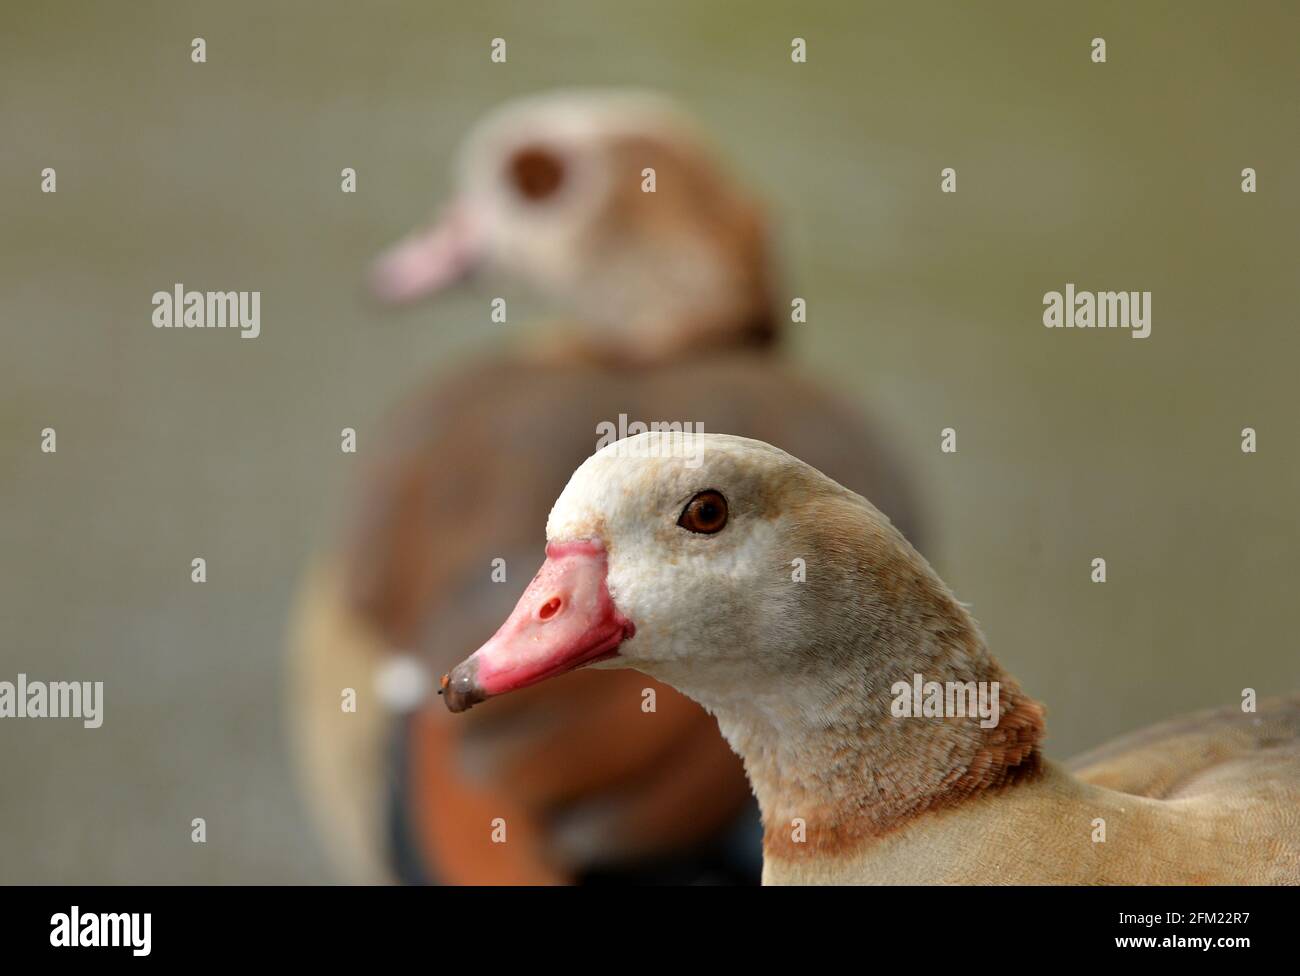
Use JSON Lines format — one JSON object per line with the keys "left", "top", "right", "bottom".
{"left": 441, "top": 541, "right": 635, "bottom": 713}
{"left": 369, "top": 201, "right": 485, "bottom": 305}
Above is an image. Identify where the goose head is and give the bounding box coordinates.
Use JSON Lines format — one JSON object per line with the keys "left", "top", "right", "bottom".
{"left": 441, "top": 431, "right": 904, "bottom": 712}
{"left": 371, "top": 90, "right": 777, "bottom": 362}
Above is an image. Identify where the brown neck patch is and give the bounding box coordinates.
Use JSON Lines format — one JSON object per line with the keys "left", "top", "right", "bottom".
{"left": 759, "top": 683, "right": 1046, "bottom": 863}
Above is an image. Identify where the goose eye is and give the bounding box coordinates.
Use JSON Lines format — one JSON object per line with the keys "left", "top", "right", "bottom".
{"left": 677, "top": 490, "right": 729, "bottom": 535}
{"left": 506, "top": 146, "right": 566, "bottom": 202}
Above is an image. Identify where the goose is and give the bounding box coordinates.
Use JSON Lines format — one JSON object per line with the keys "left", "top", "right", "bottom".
{"left": 289, "top": 91, "right": 924, "bottom": 884}
{"left": 441, "top": 431, "right": 1300, "bottom": 885}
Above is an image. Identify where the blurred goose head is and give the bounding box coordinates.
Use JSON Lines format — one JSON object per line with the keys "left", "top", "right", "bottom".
{"left": 371, "top": 90, "right": 777, "bottom": 363}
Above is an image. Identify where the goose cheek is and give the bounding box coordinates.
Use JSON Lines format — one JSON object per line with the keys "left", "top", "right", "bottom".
{"left": 441, "top": 540, "right": 635, "bottom": 713}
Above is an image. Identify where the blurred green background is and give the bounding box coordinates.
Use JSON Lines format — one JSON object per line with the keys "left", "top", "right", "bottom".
{"left": 2, "top": 0, "right": 1297, "bottom": 882}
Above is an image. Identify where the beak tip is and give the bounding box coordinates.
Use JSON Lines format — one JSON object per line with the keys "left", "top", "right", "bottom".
{"left": 441, "top": 661, "right": 487, "bottom": 714}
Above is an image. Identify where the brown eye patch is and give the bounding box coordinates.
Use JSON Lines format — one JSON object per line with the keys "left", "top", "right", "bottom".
{"left": 506, "top": 146, "right": 565, "bottom": 202}
{"left": 677, "top": 490, "right": 729, "bottom": 535}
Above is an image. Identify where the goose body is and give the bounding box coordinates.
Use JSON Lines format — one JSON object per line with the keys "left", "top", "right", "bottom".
{"left": 441, "top": 432, "right": 1300, "bottom": 885}
{"left": 290, "top": 92, "right": 923, "bottom": 883}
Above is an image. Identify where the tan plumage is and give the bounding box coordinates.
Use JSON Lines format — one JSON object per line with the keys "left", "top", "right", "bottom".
{"left": 1070, "top": 694, "right": 1300, "bottom": 815}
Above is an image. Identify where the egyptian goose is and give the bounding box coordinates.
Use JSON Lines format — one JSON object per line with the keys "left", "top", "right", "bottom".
{"left": 442, "top": 432, "right": 1300, "bottom": 885}
{"left": 289, "top": 91, "right": 924, "bottom": 884}
{"left": 369, "top": 88, "right": 778, "bottom": 365}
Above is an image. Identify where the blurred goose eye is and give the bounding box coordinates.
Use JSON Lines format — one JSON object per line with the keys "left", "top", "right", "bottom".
{"left": 678, "top": 490, "right": 729, "bottom": 535}
{"left": 506, "top": 146, "right": 565, "bottom": 202}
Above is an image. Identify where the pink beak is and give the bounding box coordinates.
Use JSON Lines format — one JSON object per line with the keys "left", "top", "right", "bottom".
{"left": 369, "top": 201, "right": 485, "bottom": 305}
{"left": 441, "top": 541, "right": 635, "bottom": 713}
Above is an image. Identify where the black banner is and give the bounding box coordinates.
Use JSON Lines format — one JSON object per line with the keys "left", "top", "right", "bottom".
{"left": 1, "top": 885, "right": 1287, "bottom": 962}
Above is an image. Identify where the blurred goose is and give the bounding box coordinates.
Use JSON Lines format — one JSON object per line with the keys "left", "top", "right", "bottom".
{"left": 369, "top": 89, "right": 776, "bottom": 364}
{"left": 442, "top": 432, "right": 1300, "bottom": 885}
{"left": 289, "top": 91, "right": 923, "bottom": 884}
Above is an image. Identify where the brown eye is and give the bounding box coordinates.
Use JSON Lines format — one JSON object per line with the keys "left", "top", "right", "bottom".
{"left": 678, "top": 490, "right": 728, "bottom": 535}
{"left": 507, "top": 146, "right": 565, "bottom": 202}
